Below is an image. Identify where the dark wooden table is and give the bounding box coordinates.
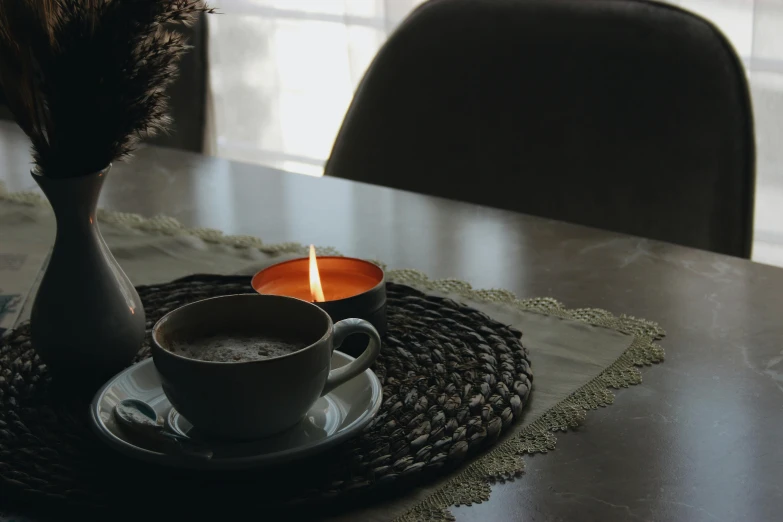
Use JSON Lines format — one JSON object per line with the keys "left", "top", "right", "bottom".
{"left": 2, "top": 121, "right": 782, "bottom": 521}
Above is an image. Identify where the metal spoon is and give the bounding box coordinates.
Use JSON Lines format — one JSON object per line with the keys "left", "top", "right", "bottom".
{"left": 114, "top": 399, "right": 213, "bottom": 459}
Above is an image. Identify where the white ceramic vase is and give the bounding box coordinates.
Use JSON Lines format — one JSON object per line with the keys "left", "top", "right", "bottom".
{"left": 31, "top": 166, "right": 145, "bottom": 381}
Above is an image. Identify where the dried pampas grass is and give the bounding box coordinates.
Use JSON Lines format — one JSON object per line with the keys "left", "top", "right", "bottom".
{"left": 0, "top": 0, "right": 214, "bottom": 178}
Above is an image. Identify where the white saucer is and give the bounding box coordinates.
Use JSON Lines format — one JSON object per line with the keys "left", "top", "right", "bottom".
{"left": 89, "top": 352, "right": 382, "bottom": 470}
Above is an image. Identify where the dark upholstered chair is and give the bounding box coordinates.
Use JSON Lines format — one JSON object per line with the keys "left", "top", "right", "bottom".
{"left": 0, "top": 14, "right": 208, "bottom": 153}
{"left": 325, "top": 0, "right": 755, "bottom": 258}
{"left": 0, "top": 87, "right": 14, "bottom": 122}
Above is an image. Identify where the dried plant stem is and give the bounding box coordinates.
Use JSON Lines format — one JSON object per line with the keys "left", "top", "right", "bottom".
{"left": 0, "top": 0, "right": 214, "bottom": 178}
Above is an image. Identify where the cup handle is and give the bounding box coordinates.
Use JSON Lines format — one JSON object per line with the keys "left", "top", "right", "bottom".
{"left": 322, "top": 318, "right": 381, "bottom": 396}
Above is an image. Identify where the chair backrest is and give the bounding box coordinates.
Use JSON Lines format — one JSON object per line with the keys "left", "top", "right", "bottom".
{"left": 0, "top": 87, "right": 11, "bottom": 120}
{"left": 325, "top": 0, "right": 755, "bottom": 258}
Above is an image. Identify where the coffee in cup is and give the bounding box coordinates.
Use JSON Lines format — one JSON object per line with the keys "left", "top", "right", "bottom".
{"left": 151, "top": 294, "right": 381, "bottom": 440}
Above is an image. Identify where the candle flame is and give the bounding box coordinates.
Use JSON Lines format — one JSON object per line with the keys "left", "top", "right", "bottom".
{"left": 309, "top": 245, "right": 325, "bottom": 302}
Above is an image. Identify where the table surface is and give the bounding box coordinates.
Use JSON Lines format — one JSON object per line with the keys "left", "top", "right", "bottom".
{"left": 2, "top": 121, "right": 782, "bottom": 522}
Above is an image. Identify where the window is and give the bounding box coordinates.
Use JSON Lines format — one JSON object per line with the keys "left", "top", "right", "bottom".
{"left": 207, "top": 0, "right": 783, "bottom": 264}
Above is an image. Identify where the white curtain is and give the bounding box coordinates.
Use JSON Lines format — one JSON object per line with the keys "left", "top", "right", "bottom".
{"left": 207, "top": 0, "right": 783, "bottom": 263}
{"left": 206, "top": 0, "right": 425, "bottom": 176}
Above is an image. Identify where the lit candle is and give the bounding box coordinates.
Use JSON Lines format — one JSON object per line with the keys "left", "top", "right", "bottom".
{"left": 309, "top": 245, "right": 326, "bottom": 302}
{"left": 251, "top": 247, "right": 387, "bottom": 348}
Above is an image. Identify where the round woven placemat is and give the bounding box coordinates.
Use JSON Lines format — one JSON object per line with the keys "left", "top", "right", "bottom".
{"left": 0, "top": 276, "right": 531, "bottom": 519}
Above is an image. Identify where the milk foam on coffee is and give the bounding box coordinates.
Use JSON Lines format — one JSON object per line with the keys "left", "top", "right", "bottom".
{"left": 169, "top": 334, "right": 306, "bottom": 362}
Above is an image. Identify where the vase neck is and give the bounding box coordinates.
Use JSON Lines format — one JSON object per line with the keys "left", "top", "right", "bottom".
{"left": 33, "top": 167, "right": 110, "bottom": 222}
